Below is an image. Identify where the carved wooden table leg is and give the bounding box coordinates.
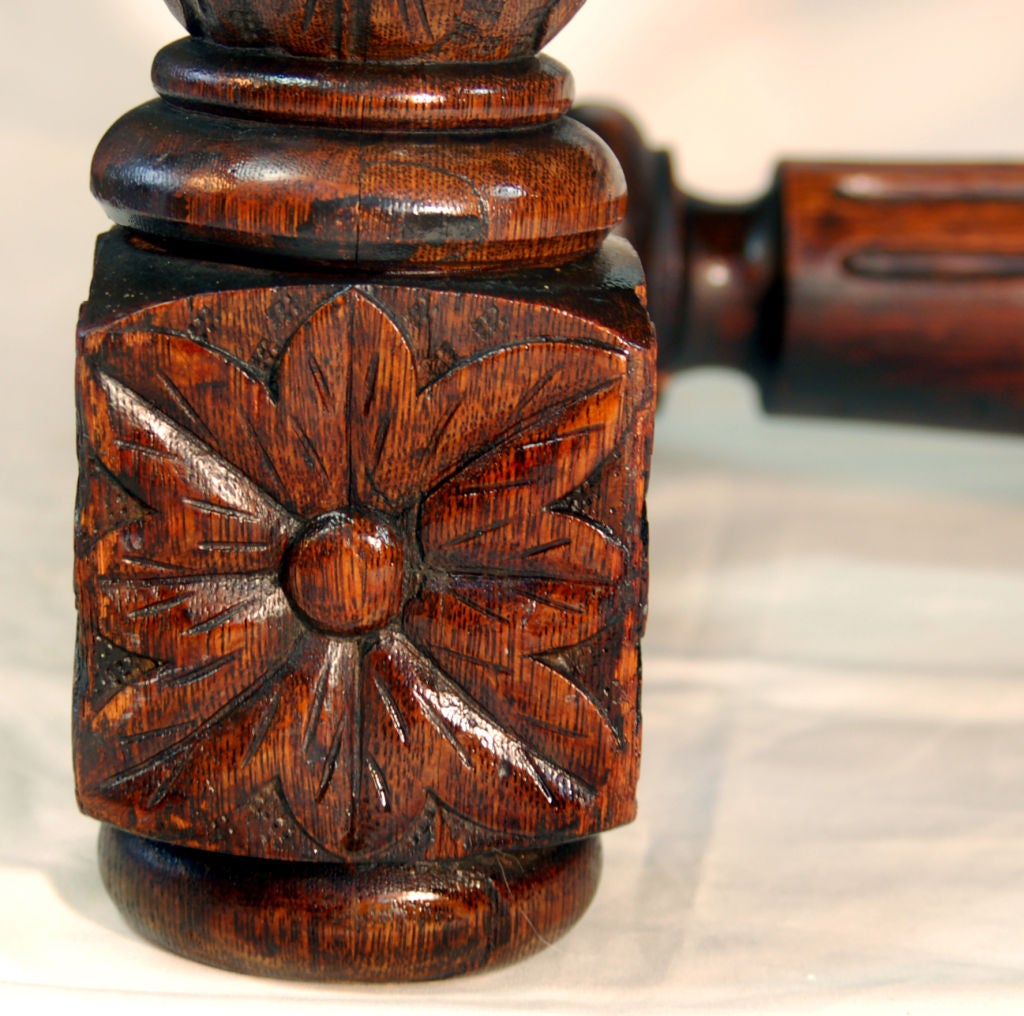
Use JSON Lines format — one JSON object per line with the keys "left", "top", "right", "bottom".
{"left": 579, "top": 107, "right": 1024, "bottom": 432}
{"left": 74, "top": 1, "right": 655, "bottom": 980}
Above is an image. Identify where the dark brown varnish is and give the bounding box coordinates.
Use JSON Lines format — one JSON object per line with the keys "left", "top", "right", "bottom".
{"left": 580, "top": 107, "right": 1024, "bottom": 432}
{"left": 75, "top": 0, "right": 655, "bottom": 982}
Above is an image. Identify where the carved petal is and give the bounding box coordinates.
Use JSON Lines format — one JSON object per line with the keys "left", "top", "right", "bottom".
{"left": 267, "top": 289, "right": 423, "bottom": 515}
{"left": 78, "top": 341, "right": 307, "bottom": 797}
{"left": 79, "top": 351, "right": 301, "bottom": 649}
{"left": 374, "top": 340, "right": 628, "bottom": 499}
{"left": 404, "top": 579, "right": 621, "bottom": 782}
{"left": 88, "top": 332, "right": 303, "bottom": 515}
{"left": 420, "top": 374, "right": 626, "bottom": 582}
{"left": 86, "top": 581, "right": 302, "bottom": 792}
{"left": 342, "top": 293, "right": 419, "bottom": 512}
{"left": 274, "top": 637, "right": 361, "bottom": 853}
{"left": 357, "top": 632, "right": 593, "bottom": 853}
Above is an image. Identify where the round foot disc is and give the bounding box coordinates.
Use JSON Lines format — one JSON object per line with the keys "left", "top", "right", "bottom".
{"left": 98, "top": 826, "right": 601, "bottom": 981}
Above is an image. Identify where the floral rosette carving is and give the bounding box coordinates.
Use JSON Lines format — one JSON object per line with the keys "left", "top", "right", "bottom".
{"left": 75, "top": 287, "right": 644, "bottom": 861}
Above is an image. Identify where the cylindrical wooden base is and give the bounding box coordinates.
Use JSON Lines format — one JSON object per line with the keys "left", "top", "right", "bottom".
{"left": 98, "top": 825, "right": 602, "bottom": 981}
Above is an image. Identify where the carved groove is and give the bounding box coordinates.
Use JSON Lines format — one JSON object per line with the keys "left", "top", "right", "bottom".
{"left": 843, "top": 249, "right": 1024, "bottom": 280}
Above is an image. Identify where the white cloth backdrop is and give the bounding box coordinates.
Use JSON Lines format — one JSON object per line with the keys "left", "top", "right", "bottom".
{"left": 2, "top": 1, "right": 1023, "bottom": 1012}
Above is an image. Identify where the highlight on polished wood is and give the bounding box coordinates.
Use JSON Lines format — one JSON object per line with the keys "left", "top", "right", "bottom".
{"left": 578, "top": 106, "right": 1024, "bottom": 433}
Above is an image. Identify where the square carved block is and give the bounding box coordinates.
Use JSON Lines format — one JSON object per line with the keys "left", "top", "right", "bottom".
{"left": 74, "top": 231, "right": 655, "bottom": 864}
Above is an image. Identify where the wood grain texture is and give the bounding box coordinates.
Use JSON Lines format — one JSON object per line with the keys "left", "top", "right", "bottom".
{"left": 162, "top": 0, "right": 585, "bottom": 62}
{"left": 99, "top": 825, "right": 601, "bottom": 981}
{"left": 74, "top": 232, "right": 654, "bottom": 865}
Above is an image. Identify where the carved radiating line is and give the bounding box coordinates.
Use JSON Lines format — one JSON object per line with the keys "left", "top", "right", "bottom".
{"left": 453, "top": 478, "right": 533, "bottom": 497}
{"left": 844, "top": 249, "right": 1024, "bottom": 280}
{"left": 524, "top": 537, "right": 573, "bottom": 559}
{"left": 517, "top": 709, "right": 587, "bottom": 739}
{"left": 123, "top": 556, "right": 181, "bottom": 574}
{"left": 365, "top": 753, "right": 390, "bottom": 811}
{"left": 397, "top": 0, "right": 431, "bottom": 33}
{"left": 301, "top": 640, "right": 359, "bottom": 804}
{"left": 145, "top": 756, "right": 188, "bottom": 810}
{"left": 161, "top": 653, "right": 238, "bottom": 690}
{"left": 242, "top": 687, "right": 281, "bottom": 767}
{"left": 123, "top": 719, "right": 192, "bottom": 746}
{"left": 511, "top": 366, "right": 561, "bottom": 422}
{"left": 519, "top": 422, "right": 607, "bottom": 454}
{"left": 413, "top": 689, "right": 474, "bottom": 770}
{"left": 413, "top": 0, "right": 430, "bottom": 33}
{"left": 183, "top": 595, "right": 262, "bottom": 637}
{"left": 155, "top": 368, "right": 216, "bottom": 442}
{"left": 303, "top": 647, "right": 336, "bottom": 756}
{"left": 295, "top": 424, "right": 331, "bottom": 481}
{"left": 251, "top": 429, "right": 291, "bottom": 506}
{"left": 113, "top": 439, "right": 175, "bottom": 462}
{"left": 361, "top": 351, "right": 381, "bottom": 418}
{"left": 429, "top": 400, "right": 462, "bottom": 450}
{"left": 372, "top": 673, "right": 409, "bottom": 745}
{"left": 433, "top": 642, "right": 513, "bottom": 677}
{"left": 370, "top": 407, "right": 392, "bottom": 478}
{"left": 307, "top": 353, "right": 332, "bottom": 407}
{"left": 446, "top": 589, "right": 510, "bottom": 628}
{"left": 316, "top": 722, "right": 346, "bottom": 801}
{"left": 103, "top": 571, "right": 284, "bottom": 591}
{"left": 525, "top": 589, "right": 587, "bottom": 615}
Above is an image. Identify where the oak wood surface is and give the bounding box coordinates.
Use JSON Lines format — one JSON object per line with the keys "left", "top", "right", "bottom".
{"left": 99, "top": 825, "right": 602, "bottom": 981}
{"left": 74, "top": 0, "right": 655, "bottom": 981}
